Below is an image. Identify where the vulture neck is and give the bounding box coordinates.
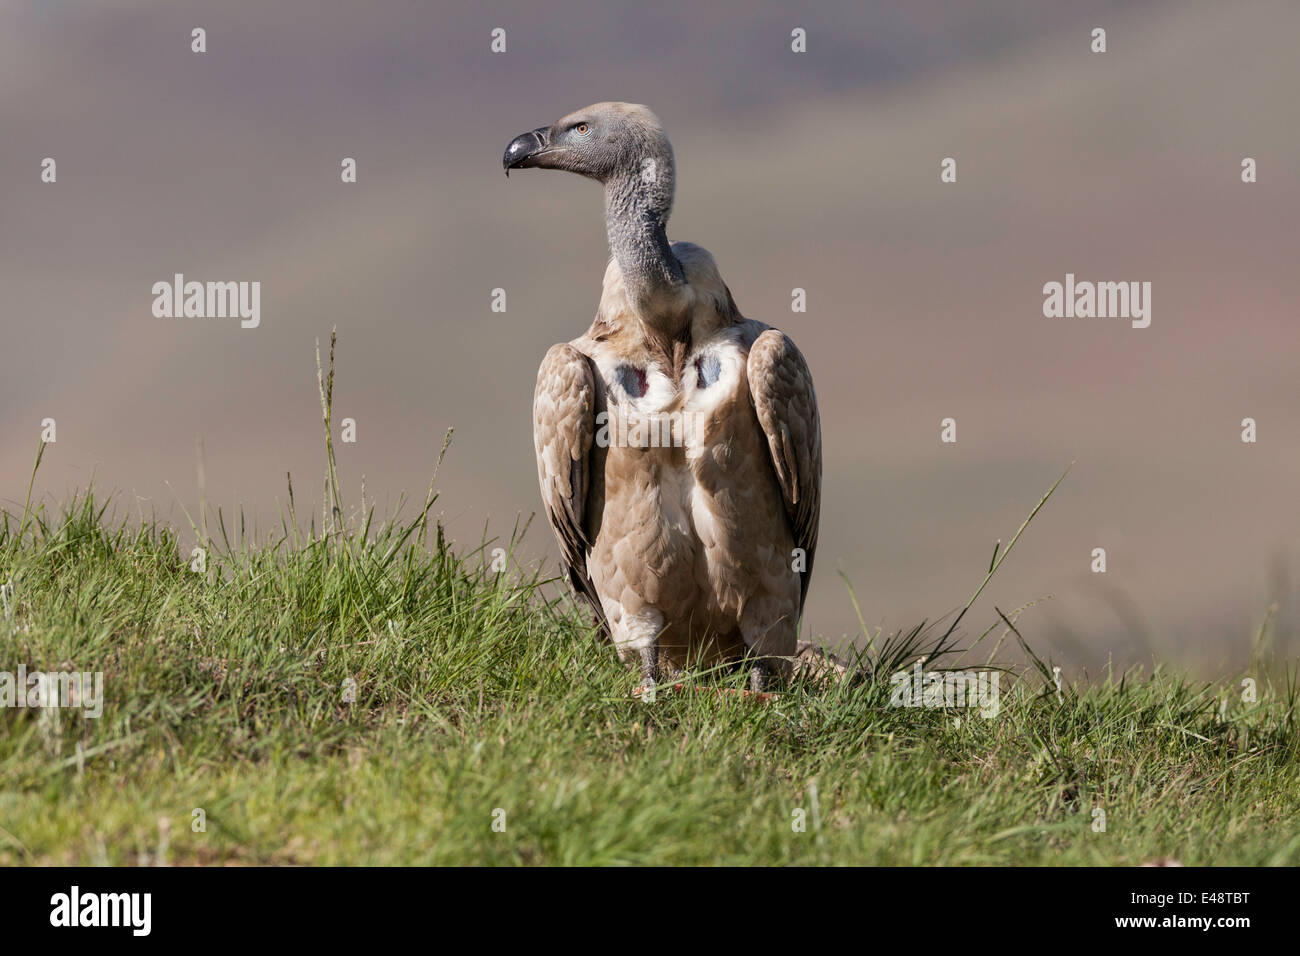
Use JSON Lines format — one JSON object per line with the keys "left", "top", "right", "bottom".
{"left": 604, "top": 163, "right": 689, "bottom": 337}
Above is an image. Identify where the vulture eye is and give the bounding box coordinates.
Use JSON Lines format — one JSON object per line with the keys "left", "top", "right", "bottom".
{"left": 575, "top": 123, "right": 589, "bottom": 135}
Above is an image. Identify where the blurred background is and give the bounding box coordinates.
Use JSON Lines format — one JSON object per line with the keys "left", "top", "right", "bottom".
{"left": 2, "top": 0, "right": 1296, "bottom": 672}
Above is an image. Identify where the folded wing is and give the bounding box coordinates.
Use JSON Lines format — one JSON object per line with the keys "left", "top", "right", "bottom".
{"left": 533, "top": 343, "right": 609, "bottom": 636}
{"left": 747, "top": 329, "right": 823, "bottom": 610}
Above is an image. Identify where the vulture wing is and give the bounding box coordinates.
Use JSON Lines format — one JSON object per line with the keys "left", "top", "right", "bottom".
{"left": 533, "top": 343, "right": 609, "bottom": 637}
{"left": 747, "top": 329, "right": 823, "bottom": 611}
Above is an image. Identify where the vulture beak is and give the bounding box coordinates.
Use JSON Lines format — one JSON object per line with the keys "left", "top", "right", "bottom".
{"left": 503, "top": 126, "right": 553, "bottom": 176}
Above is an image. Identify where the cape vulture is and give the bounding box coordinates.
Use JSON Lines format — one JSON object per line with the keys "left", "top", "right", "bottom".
{"left": 504, "top": 102, "right": 822, "bottom": 693}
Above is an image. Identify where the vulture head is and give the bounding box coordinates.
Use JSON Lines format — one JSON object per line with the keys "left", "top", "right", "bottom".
{"left": 503, "top": 102, "right": 674, "bottom": 194}
{"left": 504, "top": 102, "right": 685, "bottom": 317}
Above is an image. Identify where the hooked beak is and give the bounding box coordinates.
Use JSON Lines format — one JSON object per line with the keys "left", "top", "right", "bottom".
{"left": 503, "top": 126, "right": 553, "bottom": 176}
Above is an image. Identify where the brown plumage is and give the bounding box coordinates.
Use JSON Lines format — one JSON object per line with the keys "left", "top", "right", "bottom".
{"left": 507, "top": 103, "right": 822, "bottom": 691}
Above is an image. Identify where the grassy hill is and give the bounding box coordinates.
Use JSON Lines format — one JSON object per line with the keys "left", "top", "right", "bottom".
{"left": 2, "top": 436, "right": 1296, "bottom": 866}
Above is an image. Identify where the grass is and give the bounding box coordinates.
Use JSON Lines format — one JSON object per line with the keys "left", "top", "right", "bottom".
{"left": 1, "top": 334, "right": 1297, "bottom": 866}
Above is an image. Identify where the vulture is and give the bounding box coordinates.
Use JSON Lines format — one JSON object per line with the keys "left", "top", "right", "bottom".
{"left": 504, "top": 102, "right": 822, "bottom": 693}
